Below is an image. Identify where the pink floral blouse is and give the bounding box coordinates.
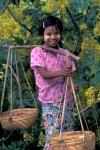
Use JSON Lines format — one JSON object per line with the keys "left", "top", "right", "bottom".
{"left": 30, "top": 47, "right": 76, "bottom": 104}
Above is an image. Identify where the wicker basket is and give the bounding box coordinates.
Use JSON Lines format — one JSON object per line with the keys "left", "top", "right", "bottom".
{"left": 51, "top": 131, "right": 95, "bottom": 150}
{"left": 0, "top": 108, "right": 38, "bottom": 130}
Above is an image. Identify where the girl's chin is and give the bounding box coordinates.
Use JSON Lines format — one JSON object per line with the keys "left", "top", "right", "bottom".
{"left": 48, "top": 44, "right": 59, "bottom": 49}
{"left": 48, "top": 43, "right": 58, "bottom": 47}
{"left": 44, "top": 42, "right": 59, "bottom": 48}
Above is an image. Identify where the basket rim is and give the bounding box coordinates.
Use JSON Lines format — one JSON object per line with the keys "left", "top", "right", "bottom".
{"left": 0, "top": 108, "right": 38, "bottom": 113}
{"left": 0, "top": 108, "right": 39, "bottom": 120}
{"left": 51, "top": 131, "right": 95, "bottom": 142}
{"left": 51, "top": 131, "right": 95, "bottom": 147}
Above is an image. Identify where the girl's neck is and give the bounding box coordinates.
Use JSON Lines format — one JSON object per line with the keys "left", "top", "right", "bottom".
{"left": 43, "top": 43, "right": 59, "bottom": 49}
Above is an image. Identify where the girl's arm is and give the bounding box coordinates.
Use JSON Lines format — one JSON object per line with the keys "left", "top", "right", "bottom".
{"left": 36, "top": 66, "right": 72, "bottom": 79}
{"left": 37, "top": 66, "right": 79, "bottom": 92}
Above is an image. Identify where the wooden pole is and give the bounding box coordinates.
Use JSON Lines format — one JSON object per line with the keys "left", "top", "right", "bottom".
{"left": 3, "top": 44, "right": 80, "bottom": 61}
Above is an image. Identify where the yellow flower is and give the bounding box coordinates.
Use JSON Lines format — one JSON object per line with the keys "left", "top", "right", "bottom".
{"left": 92, "top": 0, "right": 100, "bottom": 6}
{"left": 23, "top": 131, "right": 34, "bottom": 143}
{"left": 94, "top": 22, "right": 100, "bottom": 38}
{"left": 85, "top": 86, "right": 96, "bottom": 106}
{"left": 42, "top": 0, "right": 57, "bottom": 12}
{"left": 80, "top": 23, "right": 88, "bottom": 31}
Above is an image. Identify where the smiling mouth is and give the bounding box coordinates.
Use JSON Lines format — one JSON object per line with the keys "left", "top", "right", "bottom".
{"left": 50, "top": 40, "right": 58, "bottom": 44}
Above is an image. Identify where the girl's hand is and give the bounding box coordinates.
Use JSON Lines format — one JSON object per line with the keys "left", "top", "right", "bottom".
{"left": 63, "top": 66, "right": 72, "bottom": 77}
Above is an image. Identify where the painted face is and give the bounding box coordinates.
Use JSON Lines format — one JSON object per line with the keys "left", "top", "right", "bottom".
{"left": 43, "top": 26, "right": 61, "bottom": 47}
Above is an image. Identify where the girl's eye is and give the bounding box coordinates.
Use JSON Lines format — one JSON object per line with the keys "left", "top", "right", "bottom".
{"left": 46, "top": 32, "right": 60, "bottom": 36}
{"left": 55, "top": 32, "right": 60, "bottom": 35}
{"left": 46, "top": 33, "right": 52, "bottom": 36}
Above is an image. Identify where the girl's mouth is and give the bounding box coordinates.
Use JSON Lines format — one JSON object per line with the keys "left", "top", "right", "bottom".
{"left": 49, "top": 40, "right": 58, "bottom": 44}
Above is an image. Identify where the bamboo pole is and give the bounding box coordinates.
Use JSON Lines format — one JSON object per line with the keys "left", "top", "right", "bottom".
{"left": 3, "top": 44, "right": 80, "bottom": 61}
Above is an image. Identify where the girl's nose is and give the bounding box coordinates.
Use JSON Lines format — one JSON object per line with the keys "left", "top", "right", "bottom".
{"left": 51, "top": 34, "right": 57, "bottom": 39}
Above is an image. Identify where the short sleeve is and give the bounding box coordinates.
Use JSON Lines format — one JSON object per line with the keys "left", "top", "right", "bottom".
{"left": 30, "top": 47, "right": 46, "bottom": 70}
{"left": 72, "top": 60, "right": 76, "bottom": 72}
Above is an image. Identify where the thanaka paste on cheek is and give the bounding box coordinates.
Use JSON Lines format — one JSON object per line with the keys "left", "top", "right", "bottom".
{"left": 44, "top": 34, "right": 61, "bottom": 41}
{"left": 44, "top": 35, "right": 49, "bottom": 41}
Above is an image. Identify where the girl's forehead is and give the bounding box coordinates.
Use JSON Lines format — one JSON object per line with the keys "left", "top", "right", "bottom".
{"left": 44, "top": 26, "right": 59, "bottom": 33}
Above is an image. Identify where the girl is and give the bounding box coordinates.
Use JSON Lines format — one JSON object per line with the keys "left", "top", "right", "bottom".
{"left": 30, "top": 16, "right": 78, "bottom": 150}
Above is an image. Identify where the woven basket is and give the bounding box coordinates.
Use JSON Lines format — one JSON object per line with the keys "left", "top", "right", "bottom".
{"left": 51, "top": 131, "right": 95, "bottom": 150}
{"left": 0, "top": 108, "right": 38, "bottom": 130}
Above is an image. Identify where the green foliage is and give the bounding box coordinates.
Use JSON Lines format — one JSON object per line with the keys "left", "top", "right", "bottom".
{"left": 11, "top": 0, "right": 20, "bottom": 6}
{"left": 0, "top": 140, "right": 27, "bottom": 150}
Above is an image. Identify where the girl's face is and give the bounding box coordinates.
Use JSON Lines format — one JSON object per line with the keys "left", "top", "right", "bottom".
{"left": 43, "top": 25, "right": 61, "bottom": 47}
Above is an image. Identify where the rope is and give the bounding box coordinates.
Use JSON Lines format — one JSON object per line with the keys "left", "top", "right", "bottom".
{"left": 70, "top": 77, "right": 85, "bottom": 139}
{"left": 17, "top": 53, "right": 38, "bottom": 108}
{"left": 1, "top": 131, "right": 13, "bottom": 143}
{"left": 1, "top": 47, "right": 38, "bottom": 110}
{"left": 56, "top": 76, "right": 87, "bottom": 150}
{"left": 77, "top": 94, "right": 97, "bottom": 148}
{"left": 58, "top": 54, "right": 73, "bottom": 140}
{"left": 15, "top": 53, "right": 23, "bottom": 107}
{"left": 77, "top": 94, "right": 89, "bottom": 130}
{"left": 52, "top": 85, "right": 65, "bottom": 136}
{"left": 0, "top": 47, "right": 10, "bottom": 112}
{"left": 10, "top": 47, "right": 13, "bottom": 111}
{"left": 59, "top": 78, "right": 68, "bottom": 140}
{"left": 8, "top": 66, "right": 22, "bottom": 87}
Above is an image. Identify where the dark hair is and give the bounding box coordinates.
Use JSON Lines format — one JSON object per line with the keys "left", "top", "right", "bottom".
{"left": 38, "top": 16, "right": 63, "bottom": 36}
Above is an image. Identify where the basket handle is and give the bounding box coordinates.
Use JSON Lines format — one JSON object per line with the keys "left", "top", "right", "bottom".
{"left": 0, "top": 47, "right": 11, "bottom": 113}
{"left": 9, "top": 48, "right": 24, "bottom": 109}
{"left": 14, "top": 52, "right": 23, "bottom": 107}
{"left": 70, "top": 77, "right": 85, "bottom": 138}
{"left": 59, "top": 76, "right": 85, "bottom": 140}
{"left": 17, "top": 53, "right": 38, "bottom": 108}
{"left": 59, "top": 78, "right": 68, "bottom": 140}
